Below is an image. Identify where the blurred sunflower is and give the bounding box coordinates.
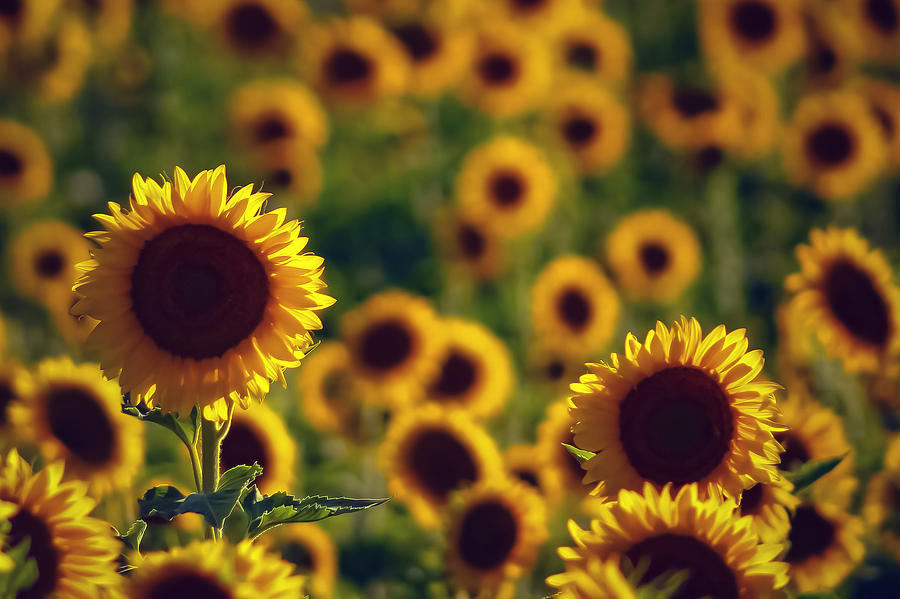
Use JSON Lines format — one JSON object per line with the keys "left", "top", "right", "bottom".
{"left": 8, "top": 220, "right": 90, "bottom": 305}
{"left": 545, "top": 75, "right": 630, "bottom": 175}
{"left": 297, "top": 342, "right": 363, "bottom": 441}
{"left": 459, "top": 21, "right": 551, "bottom": 118}
{"left": 714, "top": 65, "right": 780, "bottom": 160}
{"left": 550, "top": 7, "right": 631, "bottom": 86}
{"left": 863, "top": 465, "right": 900, "bottom": 532}
{"left": 69, "top": 0, "right": 133, "bottom": 50}
{"left": 857, "top": 78, "right": 900, "bottom": 169}
{"left": 445, "top": 477, "right": 547, "bottom": 596}
{"left": 550, "top": 483, "right": 789, "bottom": 598}
{"left": 842, "top": 0, "right": 900, "bottom": 60}
{"left": 9, "top": 357, "right": 143, "bottom": 497}
{"left": 537, "top": 400, "right": 591, "bottom": 503}
{"left": 530, "top": 255, "right": 619, "bottom": 357}
{"left": 782, "top": 91, "right": 886, "bottom": 200}
{"left": 378, "top": 404, "right": 503, "bottom": 527}
{"left": 605, "top": 210, "right": 702, "bottom": 304}
{"left": 254, "top": 139, "right": 324, "bottom": 206}
{"left": 698, "top": 0, "right": 805, "bottom": 73}
{"left": 268, "top": 523, "right": 337, "bottom": 599}
{"left": 548, "top": 557, "right": 636, "bottom": 599}
{"left": 0, "top": 0, "right": 58, "bottom": 51}
{"left": 434, "top": 209, "right": 505, "bottom": 280}
{"left": 219, "top": 402, "right": 295, "bottom": 495}
{"left": 299, "top": 16, "right": 408, "bottom": 105}
{"left": 0, "top": 361, "right": 22, "bottom": 435}
{"left": 229, "top": 79, "right": 329, "bottom": 152}
{"left": 484, "top": 0, "right": 581, "bottom": 34}
{"left": 503, "top": 445, "right": 544, "bottom": 493}
{"left": 343, "top": 0, "right": 422, "bottom": 20}
{"left": 786, "top": 227, "right": 900, "bottom": 372}
{"left": 785, "top": 500, "right": 865, "bottom": 593}
{"left": 529, "top": 341, "right": 585, "bottom": 393}
{"left": 48, "top": 290, "right": 99, "bottom": 350}
{"left": 388, "top": 19, "right": 472, "bottom": 96}
{"left": 0, "top": 450, "right": 119, "bottom": 599}
{"left": 0, "top": 312, "right": 5, "bottom": 355}
{"left": 72, "top": 165, "right": 334, "bottom": 421}
{"left": 802, "top": 3, "right": 862, "bottom": 89}
{"left": 210, "top": 0, "right": 306, "bottom": 58}
{"left": 341, "top": 290, "right": 442, "bottom": 407}
{"left": 126, "top": 539, "right": 305, "bottom": 599}
{"left": 736, "top": 479, "right": 800, "bottom": 543}
{"left": 0, "top": 120, "right": 52, "bottom": 206}
{"left": 424, "top": 318, "right": 513, "bottom": 420}
{"left": 570, "top": 317, "right": 783, "bottom": 499}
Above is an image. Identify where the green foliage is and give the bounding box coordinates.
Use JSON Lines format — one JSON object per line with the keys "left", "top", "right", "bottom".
{"left": 0, "top": 537, "right": 38, "bottom": 599}
{"left": 562, "top": 443, "right": 596, "bottom": 464}
{"left": 786, "top": 454, "right": 848, "bottom": 493}
{"left": 114, "top": 520, "right": 147, "bottom": 553}
{"left": 122, "top": 399, "right": 200, "bottom": 449}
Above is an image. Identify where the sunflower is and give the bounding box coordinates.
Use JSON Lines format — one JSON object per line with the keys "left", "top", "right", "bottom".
{"left": 857, "top": 78, "right": 900, "bottom": 170}
{"left": 802, "top": 3, "right": 863, "bottom": 89}
{"left": 229, "top": 79, "right": 328, "bottom": 154}
{"left": 458, "top": 20, "right": 551, "bottom": 118}
{"left": 343, "top": 0, "right": 423, "bottom": 20}
{"left": 549, "top": 483, "right": 789, "bottom": 598}
{"left": 219, "top": 402, "right": 295, "bottom": 495}
{"left": 775, "top": 302, "right": 816, "bottom": 384}
{"left": 8, "top": 220, "right": 90, "bottom": 305}
{"left": 254, "top": 139, "right": 324, "bottom": 205}
{"left": 0, "top": 0, "right": 58, "bottom": 51}
{"left": 0, "top": 450, "right": 119, "bottom": 599}
{"left": 209, "top": 0, "right": 306, "bottom": 58}
{"left": 842, "top": 0, "right": 900, "bottom": 60}
{"left": 378, "top": 404, "right": 503, "bottom": 527}
{"left": 72, "top": 165, "right": 334, "bottom": 421}
{"left": 529, "top": 341, "right": 586, "bottom": 393}
{"left": 862, "top": 469, "right": 900, "bottom": 531}
{"left": 503, "top": 445, "right": 544, "bottom": 494}
{"left": 548, "top": 557, "right": 637, "bottom": 599}
{"left": 713, "top": 64, "right": 780, "bottom": 160}
{"left": 341, "top": 290, "right": 442, "bottom": 408}
{"left": 550, "top": 6, "right": 631, "bottom": 86}
{"left": 69, "top": 0, "right": 134, "bottom": 50}
{"left": 544, "top": 75, "right": 630, "bottom": 175}
{"left": 434, "top": 209, "right": 505, "bottom": 280}
{"left": 481, "top": 0, "right": 581, "bottom": 34}
{"left": 537, "top": 400, "right": 592, "bottom": 504}
{"left": 785, "top": 227, "right": 900, "bottom": 372}
{"left": 456, "top": 136, "right": 557, "bottom": 239}
{"left": 0, "top": 361, "right": 23, "bottom": 435}
{"left": 570, "top": 317, "right": 783, "bottom": 500}
{"left": 268, "top": 523, "right": 337, "bottom": 599}
{"left": 605, "top": 210, "right": 702, "bottom": 304}
{"left": 296, "top": 341, "right": 363, "bottom": 441}
{"left": 445, "top": 477, "right": 547, "bottom": 596}
{"left": 48, "top": 289, "right": 100, "bottom": 349}
{"left": 530, "top": 255, "right": 619, "bottom": 357}
{"left": 299, "top": 16, "right": 409, "bottom": 105}
{"left": 423, "top": 318, "right": 513, "bottom": 420}
{"left": 736, "top": 479, "right": 800, "bottom": 544}
{"left": 0, "top": 120, "right": 52, "bottom": 206}
{"left": 9, "top": 357, "right": 143, "bottom": 497}
{"left": 126, "top": 539, "right": 305, "bottom": 599}
{"left": 388, "top": 18, "right": 473, "bottom": 96}
{"left": 782, "top": 91, "right": 887, "bottom": 200}
{"left": 784, "top": 499, "right": 865, "bottom": 593}
{"left": 698, "top": 0, "right": 805, "bottom": 73}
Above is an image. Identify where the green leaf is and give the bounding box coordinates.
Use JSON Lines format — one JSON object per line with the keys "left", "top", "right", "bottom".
{"left": 0, "top": 538, "right": 38, "bottom": 599}
{"left": 562, "top": 443, "right": 596, "bottom": 464}
{"left": 114, "top": 520, "right": 147, "bottom": 553}
{"left": 138, "top": 473, "right": 261, "bottom": 529}
{"left": 218, "top": 463, "right": 263, "bottom": 492}
{"left": 243, "top": 490, "right": 388, "bottom": 538}
{"left": 122, "top": 400, "right": 199, "bottom": 448}
{"left": 785, "top": 453, "right": 847, "bottom": 492}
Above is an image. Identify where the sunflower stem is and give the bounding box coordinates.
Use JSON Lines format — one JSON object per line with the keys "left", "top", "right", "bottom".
{"left": 200, "top": 417, "right": 222, "bottom": 540}
{"left": 188, "top": 444, "right": 202, "bottom": 495}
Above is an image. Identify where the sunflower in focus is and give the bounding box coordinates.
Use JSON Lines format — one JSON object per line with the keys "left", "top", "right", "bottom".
{"left": 842, "top": 0, "right": 900, "bottom": 60}
{"left": 545, "top": 75, "right": 630, "bottom": 175}
{"left": 229, "top": 79, "right": 329, "bottom": 152}
{"left": 785, "top": 227, "right": 900, "bottom": 372}
{"left": 605, "top": 210, "right": 701, "bottom": 304}
{"left": 72, "top": 165, "right": 334, "bottom": 421}
{"left": 126, "top": 539, "right": 305, "bottom": 599}
{"left": 857, "top": 78, "right": 900, "bottom": 169}
{"left": 503, "top": 445, "right": 544, "bottom": 494}
{"left": 254, "top": 139, "right": 324, "bottom": 205}
{"left": 570, "top": 317, "right": 783, "bottom": 499}
{"left": 698, "top": 0, "right": 805, "bottom": 73}
{"left": 551, "top": 7, "right": 631, "bottom": 86}
{"left": 378, "top": 404, "right": 503, "bottom": 527}
{"left": 531, "top": 255, "right": 619, "bottom": 357}
{"left": 784, "top": 499, "right": 865, "bottom": 593}
{"left": 736, "top": 479, "right": 800, "bottom": 543}
{"left": 210, "top": 0, "right": 306, "bottom": 58}
{"left": 388, "top": 18, "right": 473, "bottom": 96}
{"left": 9, "top": 357, "right": 143, "bottom": 497}
{"left": 459, "top": 21, "right": 551, "bottom": 118}
{"left": 455, "top": 136, "right": 557, "bottom": 239}
{"left": 268, "top": 523, "right": 337, "bottom": 599}
{"left": 424, "top": 318, "right": 513, "bottom": 420}
{"left": 548, "top": 557, "right": 637, "bottom": 599}
{"left": 445, "top": 477, "right": 547, "bottom": 596}
{"left": 69, "top": 0, "right": 134, "bottom": 50}
{"left": 0, "top": 450, "right": 119, "bottom": 599}
{"left": 341, "top": 290, "right": 442, "bottom": 407}
{"left": 434, "top": 209, "right": 505, "bottom": 280}
{"left": 219, "top": 402, "right": 295, "bottom": 495}
{"left": 802, "top": 3, "right": 862, "bottom": 89}
{"left": 549, "top": 483, "right": 789, "bottom": 598}
{"left": 0, "top": 120, "right": 52, "bottom": 206}
{"left": 537, "top": 400, "right": 591, "bottom": 503}
{"left": 8, "top": 220, "right": 90, "bottom": 305}
{"left": 782, "top": 91, "right": 886, "bottom": 200}
{"left": 297, "top": 342, "right": 363, "bottom": 441}
{"left": 299, "top": 16, "right": 409, "bottom": 105}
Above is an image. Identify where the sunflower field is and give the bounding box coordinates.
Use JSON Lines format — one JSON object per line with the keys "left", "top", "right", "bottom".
{"left": 2, "top": 0, "right": 900, "bottom": 597}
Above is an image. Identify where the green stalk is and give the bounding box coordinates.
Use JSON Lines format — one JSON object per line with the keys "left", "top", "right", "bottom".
{"left": 200, "top": 418, "right": 221, "bottom": 540}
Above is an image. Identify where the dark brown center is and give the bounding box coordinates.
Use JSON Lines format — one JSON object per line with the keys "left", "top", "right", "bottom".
{"left": 33, "top": 250, "right": 64, "bottom": 279}
{"left": 639, "top": 242, "right": 670, "bottom": 275}
{"left": 513, "top": 468, "right": 540, "bottom": 489}
{"left": 0, "top": 381, "right": 14, "bottom": 425}
{"left": 866, "top": 0, "right": 899, "bottom": 33}
{"left": 457, "top": 224, "right": 486, "bottom": 259}
{"left": 563, "top": 117, "right": 597, "bottom": 146}
{"left": 478, "top": 54, "right": 517, "bottom": 85}
{"left": 359, "top": 320, "right": 413, "bottom": 371}
{"left": 511, "top": 0, "right": 546, "bottom": 10}
{"left": 130, "top": 224, "right": 269, "bottom": 360}
{"left": 281, "top": 541, "right": 316, "bottom": 573}
{"left": 775, "top": 432, "right": 810, "bottom": 471}
{"left": 805, "top": 123, "right": 855, "bottom": 167}
{"left": 823, "top": 259, "right": 891, "bottom": 347}
{"left": 458, "top": 500, "right": 518, "bottom": 570}
{"left": 625, "top": 534, "right": 739, "bottom": 599}
{"left": 324, "top": 48, "right": 373, "bottom": 84}
{"left": 7, "top": 509, "right": 59, "bottom": 599}
{"left": 566, "top": 41, "right": 598, "bottom": 70}
{"left": 556, "top": 287, "right": 592, "bottom": 332}
{"left": 489, "top": 172, "right": 525, "bottom": 207}
{"left": 146, "top": 571, "right": 232, "bottom": 599}
{"left": 408, "top": 429, "right": 478, "bottom": 501}
{"left": 808, "top": 41, "right": 837, "bottom": 75}
{"left": 219, "top": 421, "right": 270, "bottom": 487}
{"left": 673, "top": 90, "right": 719, "bottom": 117}
{"left": 696, "top": 146, "right": 724, "bottom": 171}
{"left": 392, "top": 23, "right": 439, "bottom": 62}
{"left": 0, "top": 0, "right": 23, "bottom": 22}
{"left": 225, "top": 3, "right": 279, "bottom": 50}
{"left": 0, "top": 150, "right": 22, "bottom": 177}
{"left": 431, "top": 351, "right": 478, "bottom": 398}
{"left": 619, "top": 367, "right": 733, "bottom": 486}
{"left": 269, "top": 169, "right": 292, "bottom": 187}
{"left": 254, "top": 116, "right": 289, "bottom": 143}
{"left": 785, "top": 504, "right": 835, "bottom": 563}
{"left": 545, "top": 360, "right": 565, "bottom": 380}
{"left": 47, "top": 386, "right": 115, "bottom": 465}
{"left": 730, "top": 1, "right": 777, "bottom": 42}
{"left": 873, "top": 106, "right": 895, "bottom": 138}
{"left": 739, "top": 483, "right": 765, "bottom": 515}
